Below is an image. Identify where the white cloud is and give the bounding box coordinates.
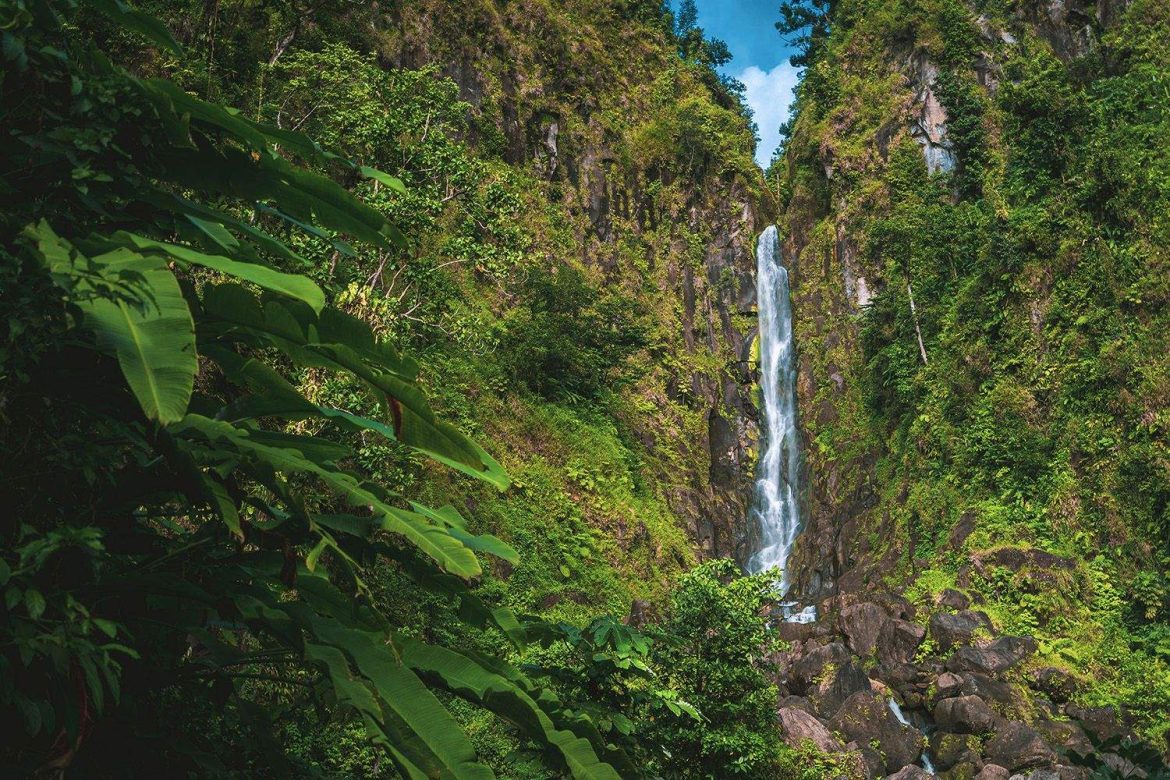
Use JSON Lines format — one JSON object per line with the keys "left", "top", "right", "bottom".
{"left": 737, "top": 62, "right": 801, "bottom": 169}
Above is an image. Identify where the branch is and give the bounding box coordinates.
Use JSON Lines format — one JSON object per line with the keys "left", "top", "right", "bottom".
{"left": 907, "top": 281, "right": 928, "bottom": 366}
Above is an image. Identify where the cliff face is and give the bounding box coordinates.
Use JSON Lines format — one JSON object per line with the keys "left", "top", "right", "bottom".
{"left": 375, "top": 1, "right": 768, "bottom": 564}
{"left": 776, "top": 0, "right": 1170, "bottom": 752}
{"left": 144, "top": 0, "right": 770, "bottom": 618}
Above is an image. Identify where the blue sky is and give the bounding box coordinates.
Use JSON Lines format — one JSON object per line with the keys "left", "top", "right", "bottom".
{"left": 677, "top": 0, "right": 802, "bottom": 167}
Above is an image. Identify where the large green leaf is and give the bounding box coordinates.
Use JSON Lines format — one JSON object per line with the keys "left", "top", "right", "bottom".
{"left": 402, "top": 640, "right": 624, "bottom": 780}
{"left": 112, "top": 232, "right": 325, "bottom": 312}
{"left": 360, "top": 166, "right": 407, "bottom": 194}
{"left": 310, "top": 619, "right": 494, "bottom": 780}
{"left": 30, "top": 222, "right": 196, "bottom": 424}
{"left": 409, "top": 502, "right": 518, "bottom": 564}
{"left": 171, "top": 415, "right": 486, "bottom": 578}
{"left": 89, "top": 0, "right": 181, "bottom": 54}
{"left": 157, "top": 145, "right": 404, "bottom": 248}
{"left": 230, "top": 583, "right": 491, "bottom": 778}
{"left": 200, "top": 285, "right": 510, "bottom": 489}
{"left": 137, "top": 188, "right": 309, "bottom": 267}
{"left": 201, "top": 284, "right": 414, "bottom": 378}
{"left": 207, "top": 348, "right": 402, "bottom": 439}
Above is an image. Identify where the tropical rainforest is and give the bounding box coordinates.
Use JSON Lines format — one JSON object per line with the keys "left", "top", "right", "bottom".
{"left": 0, "top": 0, "right": 1166, "bottom": 777}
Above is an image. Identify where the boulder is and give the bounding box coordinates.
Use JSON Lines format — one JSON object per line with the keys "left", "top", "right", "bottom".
{"left": 947, "top": 636, "right": 1037, "bottom": 675}
{"left": 900, "top": 689, "right": 928, "bottom": 710}
{"left": 810, "top": 658, "right": 873, "bottom": 718}
{"left": 1034, "top": 719, "right": 1092, "bottom": 757}
{"left": 1031, "top": 667, "right": 1077, "bottom": 704}
{"left": 777, "top": 695, "right": 816, "bottom": 714}
{"left": 841, "top": 602, "right": 888, "bottom": 656}
{"left": 847, "top": 741, "right": 886, "bottom": 779}
{"left": 983, "top": 721, "right": 1056, "bottom": 771}
{"left": 791, "top": 642, "right": 851, "bottom": 694}
{"left": 932, "top": 672, "right": 965, "bottom": 704}
{"left": 959, "top": 672, "right": 1015, "bottom": 704}
{"left": 829, "top": 691, "right": 923, "bottom": 774}
{"left": 930, "top": 610, "right": 993, "bottom": 651}
{"left": 934, "top": 695, "right": 1001, "bottom": 734}
{"left": 974, "top": 547, "right": 1074, "bottom": 574}
{"left": 950, "top": 510, "right": 977, "bottom": 549}
{"left": 936, "top": 588, "right": 971, "bottom": 611}
{"left": 777, "top": 706, "right": 844, "bottom": 753}
{"left": 877, "top": 619, "right": 927, "bottom": 667}
{"left": 777, "top": 619, "right": 833, "bottom": 643}
{"left": 626, "top": 599, "right": 652, "bottom": 627}
{"left": 887, "top": 767, "right": 933, "bottom": 780}
{"left": 1062, "top": 704, "right": 1130, "bottom": 742}
{"left": 883, "top": 661, "right": 923, "bottom": 688}
{"left": 975, "top": 766, "right": 1010, "bottom": 780}
{"left": 941, "top": 762, "right": 980, "bottom": 779}
{"left": 930, "top": 731, "right": 983, "bottom": 771}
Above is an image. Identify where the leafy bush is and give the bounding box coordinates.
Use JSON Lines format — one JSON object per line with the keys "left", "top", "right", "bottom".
{"left": 646, "top": 560, "right": 788, "bottom": 778}
{"left": 500, "top": 265, "right": 650, "bottom": 402}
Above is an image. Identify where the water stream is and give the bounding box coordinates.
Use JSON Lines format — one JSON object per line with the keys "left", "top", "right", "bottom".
{"left": 887, "top": 697, "right": 937, "bottom": 774}
{"left": 746, "top": 226, "right": 815, "bottom": 623}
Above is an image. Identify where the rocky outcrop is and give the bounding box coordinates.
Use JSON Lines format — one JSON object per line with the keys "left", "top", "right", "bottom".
{"left": 907, "top": 55, "right": 957, "bottom": 175}
{"left": 946, "top": 636, "right": 1037, "bottom": 675}
{"left": 929, "top": 610, "right": 993, "bottom": 651}
{"left": 877, "top": 619, "right": 927, "bottom": 668}
{"left": 933, "top": 695, "right": 1001, "bottom": 734}
{"left": 766, "top": 597, "right": 1116, "bottom": 778}
{"left": 840, "top": 601, "right": 887, "bottom": 655}
{"left": 828, "top": 691, "right": 923, "bottom": 774}
{"left": 928, "top": 730, "right": 981, "bottom": 771}
{"left": 777, "top": 706, "right": 845, "bottom": 753}
{"left": 983, "top": 721, "right": 1057, "bottom": 771}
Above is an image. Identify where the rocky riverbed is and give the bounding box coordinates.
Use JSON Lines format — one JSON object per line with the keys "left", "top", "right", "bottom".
{"left": 768, "top": 588, "right": 1143, "bottom": 779}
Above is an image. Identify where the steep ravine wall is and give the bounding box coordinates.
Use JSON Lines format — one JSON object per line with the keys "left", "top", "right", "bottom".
{"left": 770, "top": 0, "right": 1170, "bottom": 768}
{"left": 381, "top": 0, "right": 770, "bottom": 564}
{"left": 782, "top": 0, "right": 1154, "bottom": 601}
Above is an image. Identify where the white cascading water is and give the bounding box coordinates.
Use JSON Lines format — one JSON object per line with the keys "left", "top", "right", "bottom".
{"left": 888, "top": 698, "right": 937, "bottom": 775}
{"left": 747, "top": 226, "right": 815, "bottom": 624}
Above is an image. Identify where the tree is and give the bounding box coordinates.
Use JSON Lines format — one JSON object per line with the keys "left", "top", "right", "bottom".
{"left": 776, "top": 0, "right": 833, "bottom": 68}
{"left": 646, "top": 560, "right": 786, "bottom": 778}
{"left": 670, "top": 0, "right": 744, "bottom": 112}
{"left": 676, "top": 0, "right": 698, "bottom": 34}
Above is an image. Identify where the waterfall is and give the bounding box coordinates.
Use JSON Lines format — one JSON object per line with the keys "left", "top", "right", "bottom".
{"left": 887, "top": 698, "right": 938, "bottom": 775}
{"left": 747, "top": 226, "right": 814, "bottom": 623}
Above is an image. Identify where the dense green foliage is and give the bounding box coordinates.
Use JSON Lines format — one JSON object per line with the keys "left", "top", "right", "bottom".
{"left": 0, "top": 0, "right": 794, "bottom": 776}
{"left": 646, "top": 560, "right": 787, "bottom": 777}
{"left": 776, "top": 0, "right": 1170, "bottom": 746}
{"left": 0, "top": 1, "right": 650, "bottom": 776}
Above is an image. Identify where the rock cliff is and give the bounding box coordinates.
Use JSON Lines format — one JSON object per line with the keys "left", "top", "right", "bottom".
{"left": 770, "top": 0, "right": 1170, "bottom": 770}
{"left": 381, "top": 1, "right": 771, "bottom": 563}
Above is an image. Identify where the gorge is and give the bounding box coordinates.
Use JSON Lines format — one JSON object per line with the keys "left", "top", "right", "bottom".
{"left": 0, "top": 0, "right": 1167, "bottom": 777}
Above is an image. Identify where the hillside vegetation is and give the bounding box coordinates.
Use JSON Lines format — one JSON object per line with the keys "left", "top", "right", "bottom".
{"left": 775, "top": 0, "right": 1170, "bottom": 752}
{"left": 0, "top": 0, "right": 825, "bottom": 777}
{"left": 2, "top": 0, "right": 1169, "bottom": 776}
